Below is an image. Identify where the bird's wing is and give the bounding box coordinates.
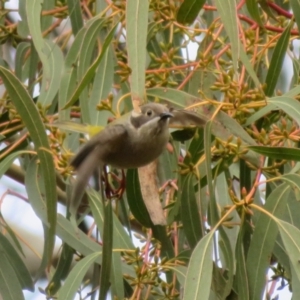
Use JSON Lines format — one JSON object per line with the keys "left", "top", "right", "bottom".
{"left": 70, "top": 124, "right": 127, "bottom": 169}
{"left": 69, "top": 124, "right": 127, "bottom": 216}
{"left": 169, "top": 109, "right": 206, "bottom": 127}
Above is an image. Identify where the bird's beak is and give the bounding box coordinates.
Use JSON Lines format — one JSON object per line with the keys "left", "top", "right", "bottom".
{"left": 160, "top": 112, "right": 173, "bottom": 120}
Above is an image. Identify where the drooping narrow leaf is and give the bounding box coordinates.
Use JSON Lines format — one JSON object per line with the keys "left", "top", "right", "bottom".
{"left": 152, "top": 225, "right": 175, "bottom": 263}
{"left": 126, "top": 0, "right": 149, "bottom": 101}
{"left": 0, "top": 252, "right": 25, "bottom": 300}
{"left": 0, "top": 232, "right": 34, "bottom": 291}
{"left": 179, "top": 173, "right": 203, "bottom": 249}
{"left": 77, "top": 17, "right": 105, "bottom": 123}
{"left": 177, "top": 0, "right": 206, "bottom": 25}
{"left": 235, "top": 224, "right": 250, "bottom": 300}
{"left": 15, "top": 42, "right": 30, "bottom": 80}
{"left": 0, "top": 67, "right": 57, "bottom": 268}
{"left": 89, "top": 45, "right": 114, "bottom": 126}
{"left": 111, "top": 253, "right": 125, "bottom": 299}
{"left": 184, "top": 127, "right": 204, "bottom": 165}
{"left": 40, "top": 0, "right": 54, "bottom": 30}
{"left": 17, "top": 0, "right": 29, "bottom": 37}
{"left": 240, "top": 45, "right": 262, "bottom": 89}
{"left": 214, "top": 0, "right": 239, "bottom": 73}
{"left": 56, "top": 214, "right": 102, "bottom": 263}
{"left": 25, "top": 158, "right": 47, "bottom": 223}
{"left": 0, "top": 151, "right": 30, "bottom": 178}
{"left": 284, "top": 83, "right": 300, "bottom": 97}
{"left": 99, "top": 201, "right": 113, "bottom": 300}
{"left": 248, "top": 145, "right": 300, "bottom": 161}
{"left": 184, "top": 231, "right": 214, "bottom": 299}
{"left": 46, "top": 243, "right": 74, "bottom": 296}
{"left": 289, "top": 0, "right": 300, "bottom": 43}
{"left": 267, "top": 96, "right": 300, "bottom": 126}
{"left": 246, "top": 0, "right": 263, "bottom": 26}
{"left": 67, "top": 0, "right": 83, "bottom": 35}
{"left": 57, "top": 252, "right": 101, "bottom": 300}
{"left": 126, "top": 169, "right": 152, "bottom": 228}
{"left": 264, "top": 22, "right": 293, "bottom": 97}
{"left": 26, "top": 0, "right": 64, "bottom": 105}
{"left": 291, "top": 266, "right": 300, "bottom": 299}
{"left": 278, "top": 220, "right": 300, "bottom": 283}
{"left": 205, "top": 120, "right": 234, "bottom": 298}
{"left": 58, "top": 25, "right": 87, "bottom": 120}
{"left": 244, "top": 104, "right": 276, "bottom": 126}
{"left": 247, "top": 184, "right": 290, "bottom": 300}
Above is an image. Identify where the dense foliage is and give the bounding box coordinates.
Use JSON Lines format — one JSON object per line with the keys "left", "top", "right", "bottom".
{"left": 1, "top": 0, "right": 300, "bottom": 299}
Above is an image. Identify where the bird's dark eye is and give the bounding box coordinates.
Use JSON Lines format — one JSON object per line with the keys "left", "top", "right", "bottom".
{"left": 146, "top": 110, "right": 153, "bottom": 117}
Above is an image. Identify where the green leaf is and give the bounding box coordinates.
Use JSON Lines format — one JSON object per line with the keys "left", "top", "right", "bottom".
{"left": 126, "top": 0, "right": 149, "bottom": 101}
{"left": 99, "top": 201, "right": 113, "bottom": 300}
{"left": 215, "top": 173, "right": 240, "bottom": 252}
{"left": 291, "top": 266, "right": 300, "bottom": 299}
{"left": 179, "top": 173, "right": 203, "bottom": 249}
{"left": 46, "top": 243, "right": 74, "bottom": 295}
{"left": 89, "top": 45, "right": 114, "bottom": 126}
{"left": 284, "top": 83, "right": 300, "bottom": 98}
{"left": 25, "top": 158, "right": 47, "bottom": 223}
{"left": 0, "top": 217, "right": 25, "bottom": 256}
{"left": 169, "top": 266, "right": 187, "bottom": 286}
{"left": 184, "top": 231, "right": 214, "bottom": 299}
{"left": 17, "top": 0, "right": 29, "bottom": 37}
{"left": 248, "top": 145, "right": 300, "bottom": 161}
{"left": 26, "top": 0, "right": 64, "bottom": 105}
{"left": 67, "top": 0, "right": 83, "bottom": 35}
{"left": 0, "top": 232, "right": 34, "bottom": 291}
{"left": 0, "top": 151, "right": 30, "bottom": 179}
{"left": 240, "top": 45, "right": 262, "bottom": 89}
{"left": 57, "top": 252, "right": 101, "bottom": 300}
{"left": 247, "top": 184, "right": 290, "bottom": 300}
{"left": 56, "top": 214, "right": 102, "bottom": 262}
{"left": 184, "top": 128, "right": 204, "bottom": 165}
{"left": 77, "top": 17, "right": 105, "bottom": 123}
{"left": 214, "top": 0, "right": 239, "bottom": 73}
{"left": 152, "top": 226, "right": 175, "bottom": 262}
{"left": 205, "top": 121, "right": 234, "bottom": 298}
{"left": 264, "top": 22, "right": 293, "bottom": 96}
{"left": 244, "top": 104, "right": 276, "bottom": 126}
{"left": 278, "top": 220, "right": 300, "bottom": 283}
{"left": 235, "top": 224, "right": 250, "bottom": 300}
{"left": 126, "top": 169, "right": 153, "bottom": 228}
{"left": 246, "top": 0, "right": 263, "bottom": 26}
{"left": 280, "top": 174, "right": 300, "bottom": 190}
{"left": 267, "top": 96, "right": 300, "bottom": 126}
{"left": 15, "top": 42, "right": 30, "bottom": 80}
{"left": 0, "top": 67, "right": 57, "bottom": 268}
{"left": 177, "top": 0, "right": 206, "bottom": 25}
{"left": 0, "top": 252, "right": 25, "bottom": 300}
{"left": 273, "top": 192, "right": 300, "bottom": 276}
{"left": 41, "top": 0, "right": 54, "bottom": 30}
{"left": 290, "top": 0, "right": 300, "bottom": 37}
{"left": 111, "top": 253, "right": 125, "bottom": 299}
{"left": 147, "top": 87, "right": 194, "bottom": 107}
{"left": 58, "top": 25, "right": 87, "bottom": 120}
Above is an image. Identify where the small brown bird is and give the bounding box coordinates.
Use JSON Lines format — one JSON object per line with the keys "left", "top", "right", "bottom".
{"left": 70, "top": 103, "right": 173, "bottom": 214}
